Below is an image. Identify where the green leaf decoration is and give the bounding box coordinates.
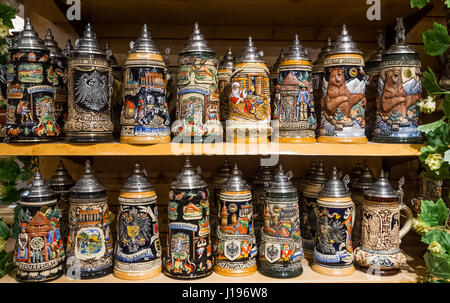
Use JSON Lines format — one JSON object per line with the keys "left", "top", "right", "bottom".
{"left": 423, "top": 22, "right": 450, "bottom": 56}
{"left": 423, "top": 67, "right": 445, "bottom": 95}
{"left": 410, "top": 0, "right": 430, "bottom": 9}
{"left": 447, "top": 0, "right": 450, "bottom": 8}
{"left": 422, "top": 229, "right": 450, "bottom": 254}
{"left": 444, "top": 150, "right": 450, "bottom": 164}
{"left": 0, "top": 159, "right": 20, "bottom": 183}
{"left": 444, "top": 94, "right": 450, "bottom": 117}
{"left": 418, "top": 119, "right": 445, "bottom": 134}
{"left": 418, "top": 199, "right": 449, "bottom": 227}
{"left": 424, "top": 252, "right": 450, "bottom": 280}
{"left": 0, "top": 221, "right": 9, "bottom": 240}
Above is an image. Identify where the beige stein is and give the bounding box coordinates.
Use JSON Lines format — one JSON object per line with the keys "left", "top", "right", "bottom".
{"left": 354, "top": 171, "right": 413, "bottom": 276}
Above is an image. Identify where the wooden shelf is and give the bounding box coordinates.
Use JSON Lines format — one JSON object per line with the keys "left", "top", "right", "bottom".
{"left": 0, "top": 142, "right": 422, "bottom": 157}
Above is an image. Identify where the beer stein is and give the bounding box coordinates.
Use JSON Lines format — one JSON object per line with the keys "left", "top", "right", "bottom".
{"left": 114, "top": 162, "right": 162, "bottom": 280}
{"left": 64, "top": 24, "right": 114, "bottom": 143}
{"left": 227, "top": 37, "right": 271, "bottom": 143}
{"left": 354, "top": 171, "right": 413, "bottom": 275}
{"left": 215, "top": 163, "right": 257, "bottom": 276}
{"left": 318, "top": 25, "right": 368, "bottom": 144}
{"left": 276, "top": 35, "right": 316, "bottom": 143}
{"left": 43, "top": 29, "right": 68, "bottom": 136}
{"left": 5, "top": 18, "right": 61, "bottom": 142}
{"left": 252, "top": 163, "right": 274, "bottom": 241}
{"left": 259, "top": 164, "right": 303, "bottom": 278}
{"left": 373, "top": 17, "right": 422, "bottom": 143}
{"left": 120, "top": 24, "right": 171, "bottom": 144}
{"left": 218, "top": 47, "right": 235, "bottom": 125}
{"left": 312, "top": 167, "right": 355, "bottom": 276}
{"left": 66, "top": 160, "right": 114, "bottom": 279}
{"left": 163, "top": 158, "right": 213, "bottom": 279}
{"left": 49, "top": 160, "right": 75, "bottom": 246}
{"left": 15, "top": 170, "right": 64, "bottom": 282}
{"left": 300, "top": 160, "right": 327, "bottom": 252}
{"left": 171, "top": 23, "right": 222, "bottom": 142}
{"left": 270, "top": 49, "right": 284, "bottom": 114}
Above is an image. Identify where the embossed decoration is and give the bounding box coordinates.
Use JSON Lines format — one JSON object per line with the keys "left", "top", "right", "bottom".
{"left": 5, "top": 18, "right": 61, "bottom": 142}
{"left": 15, "top": 170, "right": 64, "bottom": 282}
{"left": 64, "top": 24, "right": 114, "bottom": 143}
{"left": 218, "top": 47, "right": 235, "bottom": 126}
{"left": 163, "top": 159, "right": 213, "bottom": 279}
{"left": 215, "top": 163, "right": 257, "bottom": 276}
{"left": 373, "top": 18, "right": 422, "bottom": 143}
{"left": 318, "top": 25, "right": 368, "bottom": 144}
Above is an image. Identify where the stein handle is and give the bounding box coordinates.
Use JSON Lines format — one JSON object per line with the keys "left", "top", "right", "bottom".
{"left": 399, "top": 203, "right": 413, "bottom": 240}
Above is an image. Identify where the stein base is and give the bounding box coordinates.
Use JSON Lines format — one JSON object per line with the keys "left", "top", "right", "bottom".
{"left": 311, "top": 263, "right": 355, "bottom": 276}
{"left": 113, "top": 266, "right": 161, "bottom": 280}
{"left": 317, "top": 136, "right": 368, "bottom": 144}
{"left": 162, "top": 268, "right": 213, "bottom": 280}
{"left": 277, "top": 137, "right": 316, "bottom": 143}
{"left": 65, "top": 134, "right": 114, "bottom": 143}
{"left": 17, "top": 270, "right": 63, "bottom": 283}
{"left": 6, "top": 137, "right": 56, "bottom": 143}
{"left": 120, "top": 135, "right": 171, "bottom": 144}
{"left": 371, "top": 136, "right": 423, "bottom": 144}
{"left": 359, "top": 266, "right": 400, "bottom": 276}
{"left": 74, "top": 266, "right": 114, "bottom": 280}
{"left": 258, "top": 264, "right": 303, "bottom": 279}
{"left": 214, "top": 264, "right": 257, "bottom": 277}
{"left": 231, "top": 137, "right": 269, "bottom": 144}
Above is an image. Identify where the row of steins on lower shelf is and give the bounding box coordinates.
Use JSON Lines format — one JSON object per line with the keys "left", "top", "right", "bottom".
{"left": 13, "top": 158, "right": 413, "bottom": 282}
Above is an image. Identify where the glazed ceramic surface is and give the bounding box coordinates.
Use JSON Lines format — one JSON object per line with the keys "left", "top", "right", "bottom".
{"left": 218, "top": 47, "right": 234, "bottom": 125}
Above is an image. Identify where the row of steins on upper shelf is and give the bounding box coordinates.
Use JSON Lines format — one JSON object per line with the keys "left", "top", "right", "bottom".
{"left": 13, "top": 156, "right": 412, "bottom": 282}
{"left": 2, "top": 17, "right": 423, "bottom": 146}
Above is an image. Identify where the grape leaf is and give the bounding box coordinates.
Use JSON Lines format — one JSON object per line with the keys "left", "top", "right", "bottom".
{"left": 0, "top": 159, "right": 20, "bottom": 183}
{"left": 0, "top": 221, "right": 9, "bottom": 240}
{"left": 424, "top": 252, "right": 450, "bottom": 280}
{"left": 410, "top": 0, "right": 430, "bottom": 9}
{"left": 423, "top": 67, "right": 446, "bottom": 95}
{"left": 444, "top": 94, "right": 450, "bottom": 117}
{"left": 418, "top": 118, "right": 445, "bottom": 134}
{"left": 418, "top": 199, "right": 449, "bottom": 227}
{"left": 423, "top": 22, "right": 450, "bottom": 56}
{"left": 422, "top": 229, "right": 450, "bottom": 254}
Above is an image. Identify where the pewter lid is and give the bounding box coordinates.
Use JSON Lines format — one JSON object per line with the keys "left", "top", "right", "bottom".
{"left": 351, "top": 166, "right": 376, "bottom": 190}
{"left": 329, "top": 24, "right": 363, "bottom": 55}
{"left": 129, "top": 24, "right": 160, "bottom": 54}
{"left": 70, "top": 159, "right": 106, "bottom": 194}
{"left": 215, "top": 159, "right": 232, "bottom": 178}
{"left": 305, "top": 160, "right": 317, "bottom": 181}
{"left": 350, "top": 162, "right": 364, "bottom": 180}
{"left": 222, "top": 163, "right": 250, "bottom": 192}
{"left": 364, "top": 170, "right": 398, "bottom": 199}
{"left": 21, "top": 169, "right": 57, "bottom": 202}
{"left": 180, "top": 22, "right": 215, "bottom": 55}
{"left": 267, "top": 164, "right": 296, "bottom": 194}
{"left": 121, "top": 162, "right": 153, "bottom": 193}
{"left": 63, "top": 39, "right": 73, "bottom": 58}
{"left": 237, "top": 36, "right": 264, "bottom": 63}
{"left": 72, "top": 24, "right": 106, "bottom": 57}
{"left": 320, "top": 167, "right": 350, "bottom": 198}
{"left": 253, "top": 164, "right": 274, "bottom": 188}
{"left": 314, "top": 37, "right": 333, "bottom": 65}
{"left": 271, "top": 49, "right": 285, "bottom": 71}
{"left": 172, "top": 158, "right": 207, "bottom": 190}
{"left": 43, "top": 29, "right": 64, "bottom": 58}
{"left": 310, "top": 161, "right": 328, "bottom": 185}
{"left": 105, "top": 43, "right": 119, "bottom": 67}
{"left": 219, "top": 47, "right": 235, "bottom": 70}
{"left": 384, "top": 17, "right": 417, "bottom": 56}
{"left": 11, "top": 18, "right": 47, "bottom": 51}
{"left": 49, "top": 160, "right": 75, "bottom": 188}
{"left": 366, "top": 31, "right": 384, "bottom": 66}
{"left": 285, "top": 34, "right": 309, "bottom": 61}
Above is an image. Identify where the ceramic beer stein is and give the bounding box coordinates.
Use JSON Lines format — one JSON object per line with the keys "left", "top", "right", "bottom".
{"left": 212, "top": 159, "right": 232, "bottom": 244}
{"left": 120, "top": 25, "right": 171, "bottom": 144}
{"left": 270, "top": 49, "right": 284, "bottom": 114}
{"left": 43, "top": 29, "right": 68, "bottom": 137}
{"left": 163, "top": 159, "right": 213, "bottom": 279}
{"left": 373, "top": 17, "right": 422, "bottom": 143}
{"left": 218, "top": 47, "right": 235, "bottom": 126}
{"left": 215, "top": 163, "right": 257, "bottom": 276}
{"left": 171, "top": 23, "right": 222, "bottom": 142}
{"left": 365, "top": 32, "right": 384, "bottom": 141}
{"left": 252, "top": 163, "right": 274, "bottom": 241}
{"left": 5, "top": 18, "right": 61, "bottom": 142}
{"left": 300, "top": 160, "right": 327, "bottom": 253}
{"left": 64, "top": 24, "right": 114, "bottom": 143}
{"left": 349, "top": 166, "right": 375, "bottom": 246}
{"left": 275, "top": 35, "right": 316, "bottom": 143}
{"left": 66, "top": 160, "right": 114, "bottom": 279}
{"left": 259, "top": 164, "right": 303, "bottom": 278}
{"left": 105, "top": 43, "right": 123, "bottom": 141}
{"left": 312, "top": 167, "right": 355, "bottom": 276}
{"left": 349, "top": 161, "right": 364, "bottom": 183}
{"left": 318, "top": 25, "right": 368, "bottom": 144}
{"left": 354, "top": 171, "right": 413, "bottom": 275}
{"left": 48, "top": 160, "right": 75, "bottom": 247}
{"left": 114, "top": 162, "right": 162, "bottom": 280}
{"left": 15, "top": 170, "right": 64, "bottom": 282}
{"left": 312, "top": 38, "right": 332, "bottom": 137}
{"left": 227, "top": 37, "right": 271, "bottom": 143}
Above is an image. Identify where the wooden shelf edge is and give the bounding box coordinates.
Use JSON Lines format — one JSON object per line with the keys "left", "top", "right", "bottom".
{"left": 0, "top": 142, "right": 422, "bottom": 156}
